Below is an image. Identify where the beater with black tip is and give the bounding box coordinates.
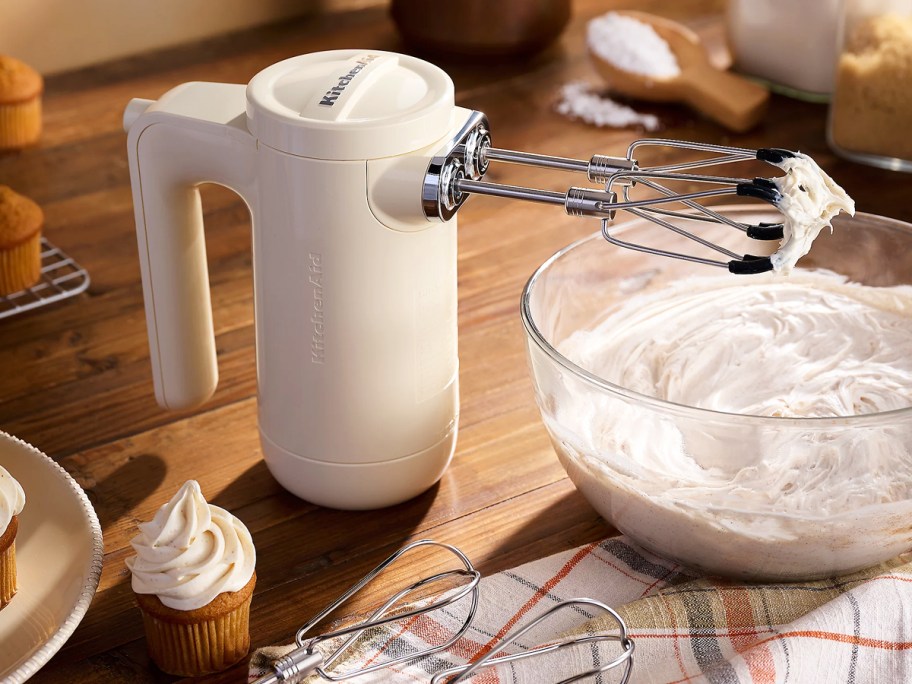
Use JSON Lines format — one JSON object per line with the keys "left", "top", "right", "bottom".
{"left": 425, "top": 116, "right": 803, "bottom": 275}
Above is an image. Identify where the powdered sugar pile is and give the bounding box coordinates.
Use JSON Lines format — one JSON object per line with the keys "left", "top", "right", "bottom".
{"left": 587, "top": 12, "right": 680, "bottom": 79}
{"left": 556, "top": 81, "right": 660, "bottom": 130}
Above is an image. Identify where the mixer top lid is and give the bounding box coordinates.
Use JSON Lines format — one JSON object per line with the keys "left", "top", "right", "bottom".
{"left": 246, "top": 50, "right": 455, "bottom": 160}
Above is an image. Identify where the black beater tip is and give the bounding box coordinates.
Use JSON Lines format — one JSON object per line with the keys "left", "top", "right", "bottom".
{"left": 728, "top": 255, "right": 775, "bottom": 275}
{"left": 756, "top": 148, "right": 797, "bottom": 164}
{"left": 746, "top": 222, "right": 785, "bottom": 240}
{"left": 737, "top": 178, "right": 782, "bottom": 205}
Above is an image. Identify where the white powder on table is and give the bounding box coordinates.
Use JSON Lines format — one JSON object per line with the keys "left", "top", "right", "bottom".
{"left": 555, "top": 81, "right": 660, "bottom": 131}
{"left": 587, "top": 12, "right": 680, "bottom": 79}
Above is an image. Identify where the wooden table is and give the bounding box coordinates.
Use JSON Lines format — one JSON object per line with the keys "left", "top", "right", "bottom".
{"left": 2, "top": 1, "right": 907, "bottom": 681}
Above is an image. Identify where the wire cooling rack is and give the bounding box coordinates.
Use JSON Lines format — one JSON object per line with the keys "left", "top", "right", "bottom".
{"left": 0, "top": 238, "right": 90, "bottom": 320}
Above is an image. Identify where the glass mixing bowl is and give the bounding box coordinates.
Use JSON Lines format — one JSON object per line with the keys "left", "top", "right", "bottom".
{"left": 521, "top": 206, "right": 912, "bottom": 581}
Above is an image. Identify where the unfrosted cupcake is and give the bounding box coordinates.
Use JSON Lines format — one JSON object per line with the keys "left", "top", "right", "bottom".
{"left": 126, "top": 480, "right": 256, "bottom": 676}
{"left": 0, "top": 185, "right": 43, "bottom": 295}
{"left": 0, "top": 56, "right": 42, "bottom": 150}
{"left": 0, "top": 464, "right": 26, "bottom": 609}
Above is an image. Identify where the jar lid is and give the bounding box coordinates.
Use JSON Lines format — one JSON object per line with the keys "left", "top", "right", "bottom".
{"left": 246, "top": 50, "right": 454, "bottom": 160}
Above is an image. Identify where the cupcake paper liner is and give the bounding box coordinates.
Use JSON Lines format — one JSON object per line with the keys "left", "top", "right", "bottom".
{"left": 140, "top": 598, "right": 252, "bottom": 676}
{"left": 0, "top": 97, "right": 42, "bottom": 150}
{"left": 0, "top": 515, "right": 19, "bottom": 608}
{"left": 0, "top": 232, "right": 41, "bottom": 296}
{"left": 135, "top": 573, "right": 256, "bottom": 676}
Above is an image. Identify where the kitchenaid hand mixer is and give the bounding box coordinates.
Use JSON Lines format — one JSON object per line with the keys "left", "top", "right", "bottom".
{"left": 124, "top": 50, "right": 791, "bottom": 510}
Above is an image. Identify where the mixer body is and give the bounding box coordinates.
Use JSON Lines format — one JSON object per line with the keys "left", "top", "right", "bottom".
{"left": 124, "top": 51, "right": 466, "bottom": 509}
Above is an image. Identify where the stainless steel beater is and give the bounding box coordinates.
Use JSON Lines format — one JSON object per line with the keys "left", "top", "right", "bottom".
{"left": 251, "top": 540, "right": 481, "bottom": 683}
{"left": 251, "top": 539, "right": 636, "bottom": 683}
{"left": 423, "top": 111, "right": 797, "bottom": 274}
{"left": 430, "top": 598, "right": 635, "bottom": 684}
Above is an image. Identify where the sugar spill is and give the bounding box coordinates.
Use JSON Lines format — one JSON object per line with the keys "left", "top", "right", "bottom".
{"left": 555, "top": 81, "right": 660, "bottom": 130}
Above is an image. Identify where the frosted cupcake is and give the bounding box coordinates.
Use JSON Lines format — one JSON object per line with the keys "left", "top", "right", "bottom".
{"left": 126, "top": 480, "right": 256, "bottom": 676}
{"left": 0, "top": 464, "right": 25, "bottom": 609}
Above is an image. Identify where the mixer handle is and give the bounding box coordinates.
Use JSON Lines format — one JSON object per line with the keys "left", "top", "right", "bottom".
{"left": 124, "top": 82, "right": 257, "bottom": 409}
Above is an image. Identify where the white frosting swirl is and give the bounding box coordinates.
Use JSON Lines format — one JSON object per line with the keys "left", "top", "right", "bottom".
{"left": 771, "top": 152, "right": 855, "bottom": 274}
{"left": 126, "top": 480, "right": 255, "bottom": 611}
{"left": 0, "top": 464, "right": 25, "bottom": 535}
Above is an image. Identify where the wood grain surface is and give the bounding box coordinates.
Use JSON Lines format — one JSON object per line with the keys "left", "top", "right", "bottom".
{"left": 1, "top": 1, "right": 909, "bottom": 682}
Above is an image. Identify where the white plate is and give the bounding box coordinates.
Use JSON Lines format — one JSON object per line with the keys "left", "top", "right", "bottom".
{"left": 0, "top": 431, "right": 103, "bottom": 682}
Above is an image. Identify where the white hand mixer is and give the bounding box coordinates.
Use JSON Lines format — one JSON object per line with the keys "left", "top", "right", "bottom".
{"left": 124, "top": 50, "right": 794, "bottom": 510}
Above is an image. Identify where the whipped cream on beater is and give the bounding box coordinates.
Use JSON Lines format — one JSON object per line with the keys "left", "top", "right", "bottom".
{"left": 552, "top": 270, "right": 912, "bottom": 577}
{"left": 770, "top": 152, "right": 855, "bottom": 274}
{"left": 0, "top": 465, "right": 25, "bottom": 535}
{"left": 126, "top": 480, "right": 255, "bottom": 611}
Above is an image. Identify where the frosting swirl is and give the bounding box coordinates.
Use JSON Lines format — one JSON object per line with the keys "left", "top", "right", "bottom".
{"left": 0, "top": 464, "right": 25, "bottom": 535}
{"left": 126, "top": 480, "right": 255, "bottom": 611}
{"left": 770, "top": 152, "right": 855, "bottom": 274}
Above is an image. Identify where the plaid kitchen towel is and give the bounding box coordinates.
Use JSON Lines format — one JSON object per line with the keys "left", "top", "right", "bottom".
{"left": 249, "top": 536, "right": 912, "bottom": 683}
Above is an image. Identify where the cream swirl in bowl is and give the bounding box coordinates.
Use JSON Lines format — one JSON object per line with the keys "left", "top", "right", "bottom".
{"left": 0, "top": 464, "right": 25, "bottom": 534}
{"left": 521, "top": 209, "right": 912, "bottom": 579}
{"left": 557, "top": 270, "right": 912, "bottom": 520}
{"left": 126, "top": 480, "right": 255, "bottom": 611}
{"left": 565, "top": 270, "right": 912, "bottom": 419}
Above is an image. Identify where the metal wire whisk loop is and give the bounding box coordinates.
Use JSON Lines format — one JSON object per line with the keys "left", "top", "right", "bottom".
{"left": 252, "top": 539, "right": 482, "bottom": 684}
{"left": 430, "top": 598, "right": 635, "bottom": 684}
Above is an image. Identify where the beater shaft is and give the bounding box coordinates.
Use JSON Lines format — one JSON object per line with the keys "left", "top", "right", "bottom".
{"left": 483, "top": 146, "right": 636, "bottom": 181}
{"left": 454, "top": 178, "right": 567, "bottom": 206}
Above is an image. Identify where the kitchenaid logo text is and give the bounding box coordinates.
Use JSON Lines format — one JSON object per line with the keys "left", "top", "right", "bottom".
{"left": 309, "top": 253, "right": 325, "bottom": 364}
{"left": 318, "top": 54, "right": 381, "bottom": 107}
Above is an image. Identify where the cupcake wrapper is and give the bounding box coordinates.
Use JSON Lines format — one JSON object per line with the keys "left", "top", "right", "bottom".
{"left": 140, "top": 594, "right": 252, "bottom": 676}
{"left": 0, "top": 535, "right": 17, "bottom": 607}
{"left": 0, "top": 97, "right": 42, "bottom": 149}
{"left": 0, "top": 232, "right": 42, "bottom": 296}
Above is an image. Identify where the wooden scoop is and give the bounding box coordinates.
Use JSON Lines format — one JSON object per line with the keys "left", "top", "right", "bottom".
{"left": 589, "top": 11, "right": 769, "bottom": 133}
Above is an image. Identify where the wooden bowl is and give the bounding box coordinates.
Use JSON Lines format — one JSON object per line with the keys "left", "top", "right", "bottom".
{"left": 391, "top": 0, "right": 571, "bottom": 58}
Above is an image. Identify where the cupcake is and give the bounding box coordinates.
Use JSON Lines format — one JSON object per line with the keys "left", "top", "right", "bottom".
{"left": 126, "top": 480, "right": 256, "bottom": 676}
{"left": 0, "top": 56, "right": 42, "bottom": 150}
{"left": 0, "top": 464, "right": 26, "bottom": 609}
{"left": 0, "top": 186, "right": 43, "bottom": 296}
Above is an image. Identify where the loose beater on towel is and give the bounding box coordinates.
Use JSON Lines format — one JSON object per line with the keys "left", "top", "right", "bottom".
{"left": 424, "top": 111, "right": 800, "bottom": 275}
{"left": 251, "top": 539, "right": 481, "bottom": 683}
{"left": 430, "top": 598, "right": 635, "bottom": 684}
{"left": 251, "top": 539, "right": 636, "bottom": 683}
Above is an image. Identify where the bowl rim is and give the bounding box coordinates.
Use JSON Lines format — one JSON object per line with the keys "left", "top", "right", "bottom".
{"left": 520, "top": 206, "right": 912, "bottom": 427}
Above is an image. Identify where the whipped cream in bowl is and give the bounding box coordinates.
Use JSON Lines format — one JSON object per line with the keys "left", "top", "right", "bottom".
{"left": 522, "top": 206, "right": 912, "bottom": 580}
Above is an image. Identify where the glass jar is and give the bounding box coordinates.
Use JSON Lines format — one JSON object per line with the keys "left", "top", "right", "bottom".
{"left": 726, "top": 0, "right": 841, "bottom": 101}
{"left": 828, "top": 0, "right": 912, "bottom": 172}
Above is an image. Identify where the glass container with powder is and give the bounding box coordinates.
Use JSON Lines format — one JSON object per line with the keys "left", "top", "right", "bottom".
{"left": 828, "top": 0, "right": 912, "bottom": 172}
{"left": 726, "top": 0, "right": 841, "bottom": 101}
